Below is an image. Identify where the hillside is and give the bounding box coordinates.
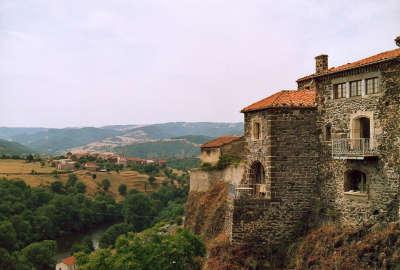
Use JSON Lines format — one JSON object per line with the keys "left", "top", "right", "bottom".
{"left": 11, "top": 127, "right": 120, "bottom": 154}
{"left": 0, "top": 139, "right": 34, "bottom": 155}
{"left": 171, "top": 135, "right": 214, "bottom": 145}
{"left": 115, "top": 140, "right": 200, "bottom": 159}
{"left": 122, "top": 122, "right": 243, "bottom": 140}
{"left": 0, "top": 123, "right": 243, "bottom": 154}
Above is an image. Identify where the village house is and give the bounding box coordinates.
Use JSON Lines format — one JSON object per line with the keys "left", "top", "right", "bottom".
{"left": 200, "top": 135, "right": 243, "bottom": 165}
{"left": 83, "top": 162, "right": 99, "bottom": 171}
{"left": 52, "top": 159, "right": 76, "bottom": 171}
{"left": 190, "top": 36, "right": 400, "bottom": 249}
{"left": 55, "top": 256, "right": 76, "bottom": 270}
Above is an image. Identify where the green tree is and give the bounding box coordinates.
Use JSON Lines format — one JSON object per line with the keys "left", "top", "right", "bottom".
{"left": 99, "top": 223, "right": 134, "bottom": 248}
{"left": 123, "top": 192, "right": 156, "bottom": 231}
{"left": 0, "top": 220, "right": 17, "bottom": 251}
{"left": 101, "top": 179, "right": 111, "bottom": 192}
{"left": 75, "top": 182, "right": 86, "bottom": 193}
{"left": 148, "top": 176, "right": 156, "bottom": 186}
{"left": 50, "top": 181, "right": 64, "bottom": 193}
{"left": 66, "top": 173, "right": 78, "bottom": 187}
{"left": 118, "top": 184, "right": 127, "bottom": 196}
{"left": 71, "top": 236, "right": 94, "bottom": 254}
{"left": 21, "top": 240, "right": 56, "bottom": 270}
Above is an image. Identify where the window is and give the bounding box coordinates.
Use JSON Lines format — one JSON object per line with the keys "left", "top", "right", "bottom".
{"left": 325, "top": 124, "right": 332, "bottom": 141}
{"left": 253, "top": 122, "right": 261, "bottom": 140}
{"left": 366, "top": 77, "right": 380, "bottom": 94}
{"left": 344, "top": 170, "right": 367, "bottom": 193}
{"left": 349, "top": 80, "right": 362, "bottom": 97}
{"left": 333, "top": 83, "right": 346, "bottom": 99}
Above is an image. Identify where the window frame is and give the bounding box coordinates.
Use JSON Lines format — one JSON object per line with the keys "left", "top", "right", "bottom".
{"left": 349, "top": 80, "right": 362, "bottom": 97}
{"left": 333, "top": 83, "right": 347, "bottom": 99}
{"left": 253, "top": 121, "right": 261, "bottom": 140}
{"left": 365, "top": 77, "right": 380, "bottom": 95}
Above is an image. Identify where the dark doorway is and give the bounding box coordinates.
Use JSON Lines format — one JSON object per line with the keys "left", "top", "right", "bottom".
{"left": 344, "top": 170, "right": 367, "bottom": 193}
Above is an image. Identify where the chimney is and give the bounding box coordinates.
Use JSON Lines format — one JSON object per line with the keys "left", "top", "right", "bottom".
{"left": 315, "top": 54, "right": 328, "bottom": 74}
{"left": 395, "top": 36, "right": 400, "bottom": 47}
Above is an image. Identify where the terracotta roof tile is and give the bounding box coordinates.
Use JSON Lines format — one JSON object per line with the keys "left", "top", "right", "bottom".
{"left": 241, "top": 89, "right": 316, "bottom": 113}
{"left": 62, "top": 256, "right": 76, "bottom": 266}
{"left": 201, "top": 136, "right": 241, "bottom": 149}
{"left": 297, "top": 48, "right": 400, "bottom": 82}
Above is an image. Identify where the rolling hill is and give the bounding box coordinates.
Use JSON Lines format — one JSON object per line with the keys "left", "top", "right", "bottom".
{"left": 0, "top": 139, "right": 35, "bottom": 155}
{"left": 114, "top": 140, "right": 200, "bottom": 159}
{"left": 0, "top": 122, "right": 243, "bottom": 154}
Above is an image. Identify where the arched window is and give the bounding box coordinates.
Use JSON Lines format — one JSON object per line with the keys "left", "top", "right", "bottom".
{"left": 344, "top": 170, "right": 367, "bottom": 193}
{"left": 325, "top": 123, "right": 332, "bottom": 141}
{"left": 249, "top": 161, "right": 264, "bottom": 185}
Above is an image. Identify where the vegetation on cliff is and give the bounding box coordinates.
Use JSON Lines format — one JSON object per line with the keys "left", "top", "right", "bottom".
{"left": 295, "top": 222, "right": 400, "bottom": 270}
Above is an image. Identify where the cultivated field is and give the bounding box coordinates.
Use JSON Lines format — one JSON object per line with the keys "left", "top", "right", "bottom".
{"left": 0, "top": 159, "right": 165, "bottom": 201}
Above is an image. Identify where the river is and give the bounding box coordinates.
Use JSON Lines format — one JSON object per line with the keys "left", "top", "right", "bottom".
{"left": 54, "top": 223, "right": 115, "bottom": 262}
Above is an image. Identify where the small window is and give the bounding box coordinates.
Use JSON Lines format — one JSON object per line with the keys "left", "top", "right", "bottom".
{"left": 333, "top": 83, "right": 346, "bottom": 99}
{"left": 366, "top": 77, "right": 380, "bottom": 94}
{"left": 349, "top": 80, "right": 362, "bottom": 97}
{"left": 253, "top": 122, "right": 261, "bottom": 140}
{"left": 344, "top": 170, "right": 367, "bottom": 193}
{"left": 325, "top": 124, "right": 332, "bottom": 141}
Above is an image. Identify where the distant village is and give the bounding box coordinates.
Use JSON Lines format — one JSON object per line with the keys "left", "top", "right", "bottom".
{"left": 51, "top": 151, "right": 166, "bottom": 172}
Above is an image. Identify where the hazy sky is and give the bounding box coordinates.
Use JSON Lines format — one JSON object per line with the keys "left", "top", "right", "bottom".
{"left": 0, "top": 0, "right": 399, "bottom": 128}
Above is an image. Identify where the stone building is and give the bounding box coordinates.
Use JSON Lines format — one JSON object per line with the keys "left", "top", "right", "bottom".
{"left": 200, "top": 135, "right": 243, "bottom": 165}
{"left": 189, "top": 37, "right": 400, "bottom": 250}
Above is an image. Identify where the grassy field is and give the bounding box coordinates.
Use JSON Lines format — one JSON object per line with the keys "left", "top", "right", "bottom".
{"left": 0, "top": 159, "right": 165, "bottom": 201}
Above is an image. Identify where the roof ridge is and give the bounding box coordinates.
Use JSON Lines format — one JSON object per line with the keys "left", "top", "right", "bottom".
{"left": 297, "top": 47, "right": 400, "bottom": 82}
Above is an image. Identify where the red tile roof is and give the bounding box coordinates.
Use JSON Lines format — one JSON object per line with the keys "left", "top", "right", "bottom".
{"left": 201, "top": 136, "right": 241, "bottom": 149}
{"left": 241, "top": 89, "right": 316, "bottom": 113}
{"left": 62, "top": 256, "right": 76, "bottom": 266}
{"left": 297, "top": 48, "right": 400, "bottom": 82}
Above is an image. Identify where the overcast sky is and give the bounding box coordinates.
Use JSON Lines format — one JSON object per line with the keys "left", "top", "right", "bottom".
{"left": 0, "top": 0, "right": 399, "bottom": 128}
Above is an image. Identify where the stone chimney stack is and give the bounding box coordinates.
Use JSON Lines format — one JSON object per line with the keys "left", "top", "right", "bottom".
{"left": 395, "top": 36, "right": 400, "bottom": 47}
{"left": 315, "top": 54, "right": 328, "bottom": 74}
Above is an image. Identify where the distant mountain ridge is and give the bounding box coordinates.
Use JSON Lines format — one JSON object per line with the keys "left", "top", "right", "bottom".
{"left": 0, "top": 122, "right": 243, "bottom": 154}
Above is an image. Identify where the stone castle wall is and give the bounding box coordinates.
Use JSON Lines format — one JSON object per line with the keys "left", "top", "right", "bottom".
{"left": 316, "top": 60, "right": 400, "bottom": 224}
{"left": 232, "top": 108, "right": 319, "bottom": 246}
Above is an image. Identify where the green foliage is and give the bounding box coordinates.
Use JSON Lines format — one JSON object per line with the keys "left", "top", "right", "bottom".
{"left": 99, "top": 223, "right": 134, "bottom": 248}
{"left": 154, "top": 201, "right": 184, "bottom": 224}
{"left": 123, "top": 192, "right": 156, "bottom": 231}
{"left": 0, "top": 139, "right": 34, "bottom": 156}
{"left": 165, "top": 157, "right": 200, "bottom": 170}
{"left": 118, "top": 184, "right": 127, "bottom": 196}
{"left": 71, "top": 236, "right": 94, "bottom": 254}
{"left": 101, "top": 178, "right": 111, "bottom": 192}
{"left": 50, "top": 181, "right": 64, "bottom": 194}
{"left": 201, "top": 155, "right": 241, "bottom": 171}
{"left": 129, "top": 163, "right": 161, "bottom": 175}
{"left": 0, "top": 178, "right": 121, "bottom": 258}
{"left": 115, "top": 140, "right": 200, "bottom": 159}
{"left": 77, "top": 227, "right": 205, "bottom": 270}
{"left": 148, "top": 176, "right": 156, "bottom": 186}
{"left": 21, "top": 240, "right": 56, "bottom": 270}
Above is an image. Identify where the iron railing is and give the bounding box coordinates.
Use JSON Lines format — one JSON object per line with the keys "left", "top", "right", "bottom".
{"left": 332, "top": 138, "right": 377, "bottom": 159}
{"left": 233, "top": 183, "right": 268, "bottom": 199}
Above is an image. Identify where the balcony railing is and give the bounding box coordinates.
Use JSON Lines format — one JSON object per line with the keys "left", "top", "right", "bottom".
{"left": 332, "top": 138, "right": 377, "bottom": 159}
{"left": 233, "top": 183, "right": 269, "bottom": 199}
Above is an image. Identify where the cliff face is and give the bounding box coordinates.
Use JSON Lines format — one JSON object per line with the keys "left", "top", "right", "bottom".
{"left": 185, "top": 181, "right": 229, "bottom": 242}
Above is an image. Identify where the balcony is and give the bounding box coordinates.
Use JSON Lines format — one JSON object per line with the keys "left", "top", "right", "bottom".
{"left": 332, "top": 138, "right": 378, "bottom": 159}
{"left": 233, "top": 184, "right": 269, "bottom": 199}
